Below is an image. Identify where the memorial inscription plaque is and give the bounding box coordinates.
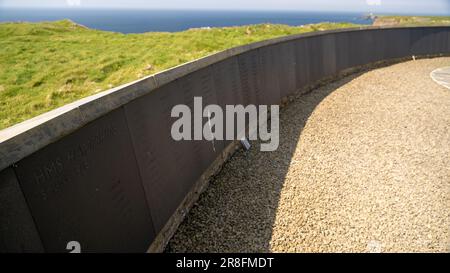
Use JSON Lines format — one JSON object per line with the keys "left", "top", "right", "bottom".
{"left": 294, "top": 38, "right": 312, "bottom": 91}
{"left": 212, "top": 57, "right": 245, "bottom": 143}
{"left": 125, "top": 81, "right": 192, "bottom": 233}
{"left": 125, "top": 67, "right": 223, "bottom": 232}
{"left": 258, "top": 46, "right": 281, "bottom": 105}
{"left": 176, "top": 66, "right": 224, "bottom": 174}
{"left": 334, "top": 32, "right": 351, "bottom": 72}
{"left": 430, "top": 28, "right": 448, "bottom": 54}
{"left": 0, "top": 168, "right": 44, "bottom": 253}
{"left": 14, "top": 108, "right": 155, "bottom": 252}
{"left": 433, "top": 29, "right": 449, "bottom": 54}
{"left": 213, "top": 58, "right": 244, "bottom": 109}
{"left": 237, "top": 50, "right": 266, "bottom": 139}
{"left": 307, "top": 36, "right": 324, "bottom": 83}
{"left": 321, "top": 34, "right": 337, "bottom": 78}
{"left": 358, "top": 30, "right": 381, "bottom": 65}
{"left": 384, "top": 29, "right": 409, "bottom": 60}
{"left": 349, "top": 31, "right": 366, "bottom": 67}
{"left": 238, "top": 50, "right": 263, "bottom": 106}
{"left": 425, "top": 28, "right": 439, "bottom": 55}
{"left": 411, "top": 28, "right": 431, "bottom": 55}
{"left": 447, "top": 29, "right": 450, "bottom": 53}
{"left": 274, "top": 42, "right": 297, "bottom": 98}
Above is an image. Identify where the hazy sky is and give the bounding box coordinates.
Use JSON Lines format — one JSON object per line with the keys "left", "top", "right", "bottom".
{"left": 1, "top": 0, "right": 449, "bottom": 15}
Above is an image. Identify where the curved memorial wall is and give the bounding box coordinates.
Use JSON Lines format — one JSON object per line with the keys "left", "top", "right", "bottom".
{"left": 0, "top": 26, "right": 449, "bottom": 252}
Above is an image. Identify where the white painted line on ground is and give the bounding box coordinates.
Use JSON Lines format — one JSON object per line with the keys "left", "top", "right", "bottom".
{"left": 430, "top": 66, "right": 450, "bottom": 90}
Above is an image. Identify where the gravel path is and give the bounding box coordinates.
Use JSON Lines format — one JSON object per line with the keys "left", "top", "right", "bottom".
{"left": 166, "top": 57, "right": 450, "bottom": 253}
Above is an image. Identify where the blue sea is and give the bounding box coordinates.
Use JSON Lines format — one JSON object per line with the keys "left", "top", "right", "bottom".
{"left": 0, "top": 8, "right": 373, "bottom": 33}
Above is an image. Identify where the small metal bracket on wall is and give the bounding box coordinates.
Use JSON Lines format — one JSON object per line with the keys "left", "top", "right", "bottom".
{"left": 240, "top": 137, "right": 251, "bottom": 150}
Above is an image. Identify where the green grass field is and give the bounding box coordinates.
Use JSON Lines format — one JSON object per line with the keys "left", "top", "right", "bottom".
{"left": 373, "top": 15, "right": 450, "bottom": 26}
{"left": 2, "top": 16, "right": 448, "bottom": 131}
{"left": 0, "top": 20, "right": 359, "bottom": 130}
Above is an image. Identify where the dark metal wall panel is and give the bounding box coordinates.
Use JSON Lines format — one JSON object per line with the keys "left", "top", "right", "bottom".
{"left": 351, "top": 29, "right": 383, "bottom": 67}
{"left": 212, "top": 57, "right": 244, "bottom": 142}
{"left": 410, "top": 28, "right": 431, "bottom": 56}
{"left": 334, "top": 31, "right": 351, "bottom": 72}
{"left": 124, "top": 82, "right": 192, "bottom": 234}
{"left": 0, "top": 168, "right": 44, "bottom": 253}
{"left": 177, "top": 66, "right": 224, "bottom": 164}
{"left": 321, "top": 33, "right": 337, "bottom": 78}
{"left": 378, "top": 29, "right": 390, "bottom": 62}
{"left": 344, "top": 32, "right": 358, "bottom": 68}
{"left": 236, "top": 50, "right": 265, "bottom": 139}
{"left": 382, "top": 29, "right": 411, "bottom": 60}
{"left": 381, "top": 29, "right": 393, "bottom": 61}
{"left": 14, "top": 108, "right": 155, "bottom": 253}
{"left": 444, "top": 29, "right": 449, "bottom": 52}
{"left": 423, "top": 28, "right": 438, "bottom": 54}
{"left": 432, "top": 29, "right": 449, "bottom": 54}
{"left": 125, "top": 67, "right": 222, "bottom": 233}
{"left": 359, "top": 29, "right": 382, "bottom": 64}
{"left": 381, "top": 29, "right": 396, "bottom": 60}
{"left": 371, "top": 29, "right": 390, "bottom": 63}
{"left": 348, "top": 31, "right": 367, "bottom": 68}
{"left": 213, "top": 57, "right": 244, "bottom": 107}
{"left": 258, "top": 46, "right": 281, "bottom": 105}
{"left": 397, "top": 29, "right": 412, "bottom": 59}
{"left": 237, "top": 50, "right": 263, "bottom": 106}
{"left": 425, "top": 28, "right": 441, "bottom": 54}
{"left": 274, "top": 42, "right": 297, "bottom": 97}
{"left": 440, "top": 29, "right": 449, "bottom": 53}
{"left": 306, "top": 36, "right": 324, "bottom": 84}
{"left": 447, "top": 29, "right": 450, "bottom": 52}
{"left": 294, "top": 38, "right": 311, "bottom": 90}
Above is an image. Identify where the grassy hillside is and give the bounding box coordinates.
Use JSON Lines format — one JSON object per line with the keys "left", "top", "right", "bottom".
{"left": 0, "top": 20, "right": 358, "bottom": 130}
{"left": 373, "top": 15, "right": 450, "bottom": 26}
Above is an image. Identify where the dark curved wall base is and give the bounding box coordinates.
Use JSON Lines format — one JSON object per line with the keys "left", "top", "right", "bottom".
{"left": 0, "top": 27, "right": 449, "bottom": 253}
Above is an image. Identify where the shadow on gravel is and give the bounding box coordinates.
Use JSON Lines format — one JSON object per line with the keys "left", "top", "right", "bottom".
{"left": 165, "top": 73, "right": 362, "bottom": 252}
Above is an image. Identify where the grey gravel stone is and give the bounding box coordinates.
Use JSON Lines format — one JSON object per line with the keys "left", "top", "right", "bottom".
{"left": 166, "top": 58, "right": 450, "bottom": 253}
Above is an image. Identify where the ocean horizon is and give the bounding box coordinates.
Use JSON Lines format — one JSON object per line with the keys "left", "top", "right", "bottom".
{"left": 0, "top": 8, "right": 374, "bottom": 33}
